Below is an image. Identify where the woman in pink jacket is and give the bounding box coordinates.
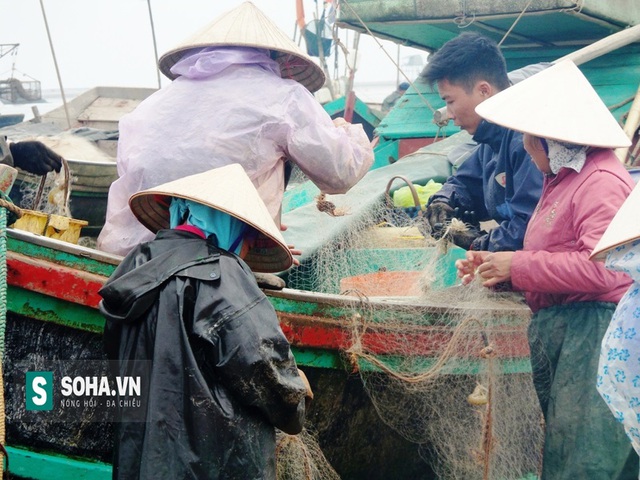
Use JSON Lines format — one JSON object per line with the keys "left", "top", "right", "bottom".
{"left": 456, "top": 60, "right": 637, "bottom": 478}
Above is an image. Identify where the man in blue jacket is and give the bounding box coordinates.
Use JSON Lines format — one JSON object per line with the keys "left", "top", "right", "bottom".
{"left": 422, "top": 32, "right": 543, "bottom": 251}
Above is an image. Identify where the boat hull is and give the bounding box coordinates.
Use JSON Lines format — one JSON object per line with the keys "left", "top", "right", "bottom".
{"left": 4, "top": 230, "right": 532, "bottom": 479}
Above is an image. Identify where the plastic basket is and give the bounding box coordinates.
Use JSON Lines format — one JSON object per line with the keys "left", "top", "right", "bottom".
{"left": 10, "top": 158, "right": 88, "bottom": 244}
{"left": 12, "top": 210, "right": 88, "bottom": 244}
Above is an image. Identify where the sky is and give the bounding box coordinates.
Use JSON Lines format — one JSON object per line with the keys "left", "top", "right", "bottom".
{"left": 0, "top": 0, "right": 428, "bottom": 94}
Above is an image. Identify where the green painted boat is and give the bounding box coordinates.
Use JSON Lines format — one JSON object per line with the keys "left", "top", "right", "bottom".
{"left": 3, "top": 131, "right": 536, "bottom": 479}
{"left": 4, "top": 3, "right": 640, "bottom": 477}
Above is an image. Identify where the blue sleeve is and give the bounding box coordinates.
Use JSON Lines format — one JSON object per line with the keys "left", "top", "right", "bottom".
{"left": 472, "top": 140, "right": 543, "bottom": 251}
{"left": 428, "top": 148, "right": 489, "bottom": 219}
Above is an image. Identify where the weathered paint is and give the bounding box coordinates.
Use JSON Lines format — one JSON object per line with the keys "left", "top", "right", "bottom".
{"left": 6, "top": 445, "right": 112, "bottom": 480}
{"left": 337, "top": 0, "right": 639, "bottom": 52}
{"left": 8, "top": 251, "right": 107, "bottom": 308}
{"left": 6, "top": 237, "right": 532, "bottom": 370}
{"left": 8, "top": 286, "right": 106, "bottom": 333}
{"left": 7, "top": 233, "right": 118, "bottom": 277}
{"left": 279, "top": 310, "right": 530, "bottom": 358}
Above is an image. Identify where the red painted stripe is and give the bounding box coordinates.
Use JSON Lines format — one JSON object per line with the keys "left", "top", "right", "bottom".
{"left": 280, "top": 314, "right": 529, "bottom": 358}
{"left": 6, "top": 252, "right": 530, "bottom": 359}
{"left": 7, "top": 252, "right": 107, "bottom": 309}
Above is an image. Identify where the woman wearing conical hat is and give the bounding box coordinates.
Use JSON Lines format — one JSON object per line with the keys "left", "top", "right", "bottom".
{"left": 100, "top": 164, "right": 313, "bottom": 479}
{"left": 97, "top": 1, "right": 373, "bottom": 257}
{"left": 591, "top": 172, "right": 640, "bottom": 468}
{"left": 456, "top": 60, "right": 638, "bottom": 478}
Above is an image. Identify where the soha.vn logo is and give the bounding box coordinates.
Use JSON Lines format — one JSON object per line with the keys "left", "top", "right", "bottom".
{"left": 25, "top": 371, "right": 142, "bottom": 411}
{"left": 26, "top": 371, "right": 53, "bottom": 411}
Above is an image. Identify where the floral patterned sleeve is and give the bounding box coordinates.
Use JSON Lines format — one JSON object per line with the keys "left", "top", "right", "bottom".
{"left": 597, "top": 239, "right": 640, "bottom": 455}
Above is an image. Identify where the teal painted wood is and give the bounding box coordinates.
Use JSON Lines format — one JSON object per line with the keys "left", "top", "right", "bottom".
{"left": 372, "top": 137, "right": 399, "bottom": 168}
{"left": 6, "top": 446, "right": 112, "bottom": 480}
{"left": 344, "top": 246, "right": 466, "bottom": 287}
{"left": 323, "top": 95, "right": 382, "bottom": 127}
{"left": 338, "top": 0, "right": 639, "bottom": 52}
{"left": 282, "top": 181, "right": 321, "bottom": 214}
{"left": 7, "top": 235, "right": 117, "bottom": 278}
{"left": 358, "top": 355, "right": 532, "bottom": 375}
{"left": 377, "top": 45, "right": 640, "bottom": 142}
{"left": 8, "top": 286, "right": 106, "bottom": 333}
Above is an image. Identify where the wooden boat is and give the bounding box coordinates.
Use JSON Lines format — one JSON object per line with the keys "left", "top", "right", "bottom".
{"left": 2, "top": 86, "right": 156, "bottom": 236}
{"left": 4, "top": 3, "right": 640, "bottom": 477}
{"left": 322, "top": 94, "right": 383, "bottom": 141}
{"left": 0, "top": 113, "right": 24, "bottom": 128}
{"left": 2, "top": 130, "right": 536, "bottom": 479}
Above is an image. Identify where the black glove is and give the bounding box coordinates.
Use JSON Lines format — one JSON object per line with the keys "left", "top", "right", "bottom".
{"left": 448, "top": 225, "right": 485, "bottom": 250}
{"left": 425, "top": 202, "right": 455, "bottom": 239}
{"left": 426, "top": 203, "right": 480, "bottom": 240}
{"left": 9, "top": 141, "right": 63, "bottom": 175}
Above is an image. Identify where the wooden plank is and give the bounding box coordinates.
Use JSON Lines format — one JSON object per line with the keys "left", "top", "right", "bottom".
{"left": 7, "top": 251, "right": 107, "bottom": 309}
{"left": 6, "top": 446, "right": 112, "bottom": 480}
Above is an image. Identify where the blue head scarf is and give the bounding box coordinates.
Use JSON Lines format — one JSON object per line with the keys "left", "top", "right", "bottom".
{"left": 169, "top": 198, "right": 246, "bottom": 254}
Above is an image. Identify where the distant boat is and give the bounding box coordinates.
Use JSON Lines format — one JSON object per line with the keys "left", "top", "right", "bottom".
{"left": 0, "top": 113, "right": 24, "bottom": 128}
{"left": 3, "top": 85, "right": 156, "bottom": 236}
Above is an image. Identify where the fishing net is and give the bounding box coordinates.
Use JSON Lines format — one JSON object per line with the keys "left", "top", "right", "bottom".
{"left": 276, "top": 428, "right": 341, "bottom": 480}
{"left": 284, "top": 172, "right": 544, "bottom": 479}
{"left": 15, "top": 168, "right": 72, "bottom": 217}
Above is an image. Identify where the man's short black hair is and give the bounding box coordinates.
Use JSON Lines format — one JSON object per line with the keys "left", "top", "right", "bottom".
{"left": 420, "top": 32, "right": 510, "bottom": 92}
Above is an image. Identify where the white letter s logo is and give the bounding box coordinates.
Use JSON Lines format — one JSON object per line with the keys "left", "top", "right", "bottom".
{"left": 31, "top": 376, "right": 48, "bottom": 406}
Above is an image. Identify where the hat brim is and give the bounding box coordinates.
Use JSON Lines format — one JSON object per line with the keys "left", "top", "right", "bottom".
{"left": 590, "top": 181, "right": 640, "bottom": 261}
{"left": 128, "top": 164, "right": 294, "bottom": 274}
{"left": 159, "top": 47, "right": 325, "bottom": 93}
{"left": 475, "top": 60, "right": 631, "bottom": 148}
{"left": 157, "top": 1, "right": 326, "bottom": 92}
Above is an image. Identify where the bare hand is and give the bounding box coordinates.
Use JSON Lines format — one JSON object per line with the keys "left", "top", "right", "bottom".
{"left": 455, "top": 251, "right": 489, "bottom": 285}
{"left": 280, "top": 224, "right": 301, "bottom": 266}
{"left": 332, "top": 117, "right": 348, "bottom": 127}
{"left": 297, "top": 368, "right": 314, "bottom": 403}
{"left": 475, "top": 252, "right": 514, "bottom": 287}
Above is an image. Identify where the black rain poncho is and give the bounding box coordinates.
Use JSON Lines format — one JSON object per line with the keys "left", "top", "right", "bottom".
{"left": 99, "top": 229, "right": 308, "bottom": 479}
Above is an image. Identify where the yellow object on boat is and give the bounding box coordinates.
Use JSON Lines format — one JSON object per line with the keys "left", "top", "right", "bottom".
{"left": 392, "top": 179, "right": 443, "bottom": 208}
{"left": 11, "top": 210, "right": 88, "bottom": 244}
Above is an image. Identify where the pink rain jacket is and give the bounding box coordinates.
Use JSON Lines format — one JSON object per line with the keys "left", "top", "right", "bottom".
{"left": 511, "top": 149, "right": 634, "bottom": 313}
{"left": 97, "top": 48, "right": 373, "bottom": 256}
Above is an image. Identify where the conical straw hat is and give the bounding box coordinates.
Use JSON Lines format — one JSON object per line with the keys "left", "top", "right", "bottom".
{"left": 129, "top": 163, "right": 293, "bottom": 273}
{"left": 158, "top": 1, "right": 326, "bottom": 92}
{"left": 475, "top": 60, "right": 631, "bottom": 148}
{"left": 590, "top": 181, "right": 640, "bottom": 261}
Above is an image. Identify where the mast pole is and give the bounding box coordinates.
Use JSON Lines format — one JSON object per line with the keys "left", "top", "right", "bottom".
{"left": 146, "top": 0, "right": 162, "bottom": 89}
{"left": 38, "top": 0, "right": 72, "bottom": 129}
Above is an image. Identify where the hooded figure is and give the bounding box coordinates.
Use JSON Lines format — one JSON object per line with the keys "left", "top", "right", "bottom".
{"left": 97, "top": 1, "right": 373, "bottom": 257}
{"left": 457, "top": 60, "right": 638, "bottom": 479}
{"left": 99, "top": 164, "right": 312, "bottom": 479}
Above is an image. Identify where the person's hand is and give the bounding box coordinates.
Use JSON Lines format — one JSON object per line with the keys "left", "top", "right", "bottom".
{"left": 449, "top": 225, "right": 484, "bottom": 250}
{"left": 456, "top": 251, "right": 489, "bottom": 285}
{"left": 425, "top": 202, "right": 455, "bottom": 239}
{"left": 288, "top": 246, "right": 301, "bottom": 266}
{"left": 280, "top": 223, "right": 301, "bottom": 266}
{"left": 332, "top": 117, "right": 348, "bottom": 127}
{"left": 297, "top": 368, "right": 313, "bottom": 410}
{"left": 9, "top": 141, "right": 63, "bottom": 175}
{"left": 475, "top": 251, "right": 514, "bottom": 287}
